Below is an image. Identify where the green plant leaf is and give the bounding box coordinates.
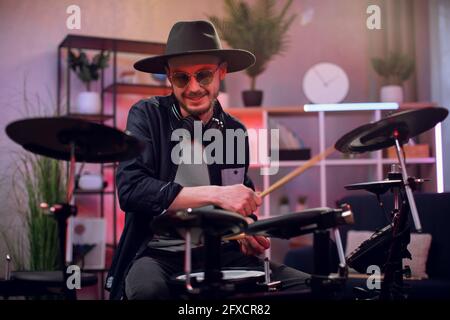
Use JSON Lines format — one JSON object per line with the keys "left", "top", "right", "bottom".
{"left": 67, "top": 49, "right": 110, "bottom": 87}
{"left": 371, "top": 52, "right": 415, "bottom": 85}
{"left": 208, "top": 0, "right": 297, "bottom": 90}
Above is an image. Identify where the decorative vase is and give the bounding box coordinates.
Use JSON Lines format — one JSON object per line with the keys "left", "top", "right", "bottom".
{"left": 78, "top": 173, "right": 104, "bottom": 191}
{"left": 380, "top": 85, "right": 404, "bottom": 103}
{"left": 242, "top": 90, "right": 263, "bottom": 107}
{"left": 279, "top": 203, "right": 290, "bottom": 215}
{"left": 76, "top": 91, "right": 101, "bottom": 114}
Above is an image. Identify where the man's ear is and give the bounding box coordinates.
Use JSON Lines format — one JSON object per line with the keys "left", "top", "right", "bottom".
{"left": 165, "top": 66, "right": 172, "bottom": 85}
{"left": 219, "top": 62, "right": 227, "bottom": 80}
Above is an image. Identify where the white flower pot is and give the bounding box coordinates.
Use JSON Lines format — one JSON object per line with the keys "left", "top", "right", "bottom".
{"left": 79, "top": 173, "right": 104, "bottom": 190}
{"left": 279, "top": 204, "right": 290, "bottom": 215}
{"left": 76, "top": 91, "right": 101, "bottom": 114}
{"left": 380, "top": 85, "right": 404, "bottom": 103}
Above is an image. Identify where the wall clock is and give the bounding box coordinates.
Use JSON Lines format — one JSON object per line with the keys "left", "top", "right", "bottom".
{"left": 302, "top": 62, "right": 349, "bottom": 104}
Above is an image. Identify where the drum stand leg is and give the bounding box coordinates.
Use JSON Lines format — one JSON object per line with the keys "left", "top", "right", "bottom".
{"left": 311, "top": 230, "right": 332, "bottom": 297}
{"left": 311, "top": 229, "right": 348, "bottom": 298}
{"left": 187, "top": 233, "right": 230, "bottom": 299}
{"left": 260, "top": 257, "right": 281, "bottom": 291}
{"left": 183, "top": 230, "right": 197, "bottom": 293}
{"left": 204, "top": 233, "right": 222, "bottom": 287}
{"left": 380, "top": 136, "right": 418, "bottom": 300}
{"left": 50, "top": 143, "right": 78, "bottom": 300}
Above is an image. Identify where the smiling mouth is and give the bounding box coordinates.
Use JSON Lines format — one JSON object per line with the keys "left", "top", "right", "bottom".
{"left": 186, "top": 95, "right": 206, "bottom": 102}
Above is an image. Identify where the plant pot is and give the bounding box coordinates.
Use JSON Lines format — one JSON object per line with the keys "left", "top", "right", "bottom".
{"left": 78, "top": 173, "right": 104, "bottom": 191}
{"left": 380, "top": 85, "right": 404, "bottom": 103}
{"left": 242, "top": 90, "right": 263, "bottom": 107}
{"left": 76, "top": 91, "right": 101, "bottom": 114}
{"left": 279, "top": 204, "right": 290, "bottom": 215}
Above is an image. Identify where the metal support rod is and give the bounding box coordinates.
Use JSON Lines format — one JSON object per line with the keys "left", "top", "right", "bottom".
{"left": 57, "top": 46, "right": 61, "bottom": 115}
{"left": 393, "top": 188, "right": 399, "bottom": 211}
{"left": 394, "top": 138, "right": 422, "bottom": 232}
{"left": 333, "top": 228, "right": 346, "bottom": 269}
{"left": 264, "top": 257, "right": 270, "bottom": 284}
{"left": 66, "top": 142, "right": 76, "bottom": 205}
{"left": 5, "top": 254, "right": 11, "bottom": 280}
{"left": 184, "top": 230, "right": 193, "bottom": 292}
{"left": 66, "top": 46, "right": 71, "bottom": 115}
{"left": 112, "top": 49, "right": 118, "bottom": 249}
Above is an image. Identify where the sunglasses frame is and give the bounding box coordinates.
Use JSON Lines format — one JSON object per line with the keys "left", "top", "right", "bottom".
{"left": 168, "top": 65, "right": 222, "bottom": 88}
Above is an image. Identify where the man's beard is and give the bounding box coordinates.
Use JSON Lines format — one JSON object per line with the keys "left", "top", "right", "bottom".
{"left": 180, "top": 92, "right": 217, "bottom": 118}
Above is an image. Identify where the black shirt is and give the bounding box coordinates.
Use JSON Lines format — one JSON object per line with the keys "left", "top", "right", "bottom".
{"left": 106, "top": 94, "right": 254, "bottom": 299}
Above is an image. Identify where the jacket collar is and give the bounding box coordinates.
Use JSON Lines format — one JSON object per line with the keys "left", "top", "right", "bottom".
{"left": 167, "top": 94, "right": 224, "bottom": 130}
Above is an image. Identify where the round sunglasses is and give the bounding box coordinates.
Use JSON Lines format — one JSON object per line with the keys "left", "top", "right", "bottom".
{"left": 169, "top": 65, "right": 220, "bottom": 88}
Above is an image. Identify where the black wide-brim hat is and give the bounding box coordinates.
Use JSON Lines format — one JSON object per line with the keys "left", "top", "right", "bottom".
{"left": 134, "top": 20, "right": 256, "bottom": 74}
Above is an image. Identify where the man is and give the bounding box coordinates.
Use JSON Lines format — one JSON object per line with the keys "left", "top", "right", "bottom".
{"left": 106, "top": 20, "right": 308, "bottom": 300}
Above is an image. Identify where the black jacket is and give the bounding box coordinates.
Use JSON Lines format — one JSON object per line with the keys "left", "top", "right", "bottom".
{"left": 106, "top": 94, "right": 254, "bottom": 299}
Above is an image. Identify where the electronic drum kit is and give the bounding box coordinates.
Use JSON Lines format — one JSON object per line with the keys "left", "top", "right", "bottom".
{"left": 1, "top": 106, "right": 448, "bottom": 300}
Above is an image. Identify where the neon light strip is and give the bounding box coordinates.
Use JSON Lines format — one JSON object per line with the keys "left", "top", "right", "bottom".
{"left": 435, "top": 123, "right": 444, "bottom": 193}
{"left": 304, "top": 102, "right": 399, "bottom": 112}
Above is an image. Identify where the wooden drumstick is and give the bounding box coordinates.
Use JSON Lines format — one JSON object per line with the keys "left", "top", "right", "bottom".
{"left": 224, "top": 146, "right": 336, "bottom": 241}
{"left": 259, "top": 146, "right": 335, "bottom": 197}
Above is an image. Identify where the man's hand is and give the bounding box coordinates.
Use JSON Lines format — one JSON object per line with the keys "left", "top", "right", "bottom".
{"left": 214, "top": 184, "right": 262, "bottom": 216}
{"left": 237, "top": 235, "right": 270, "bottom": 256}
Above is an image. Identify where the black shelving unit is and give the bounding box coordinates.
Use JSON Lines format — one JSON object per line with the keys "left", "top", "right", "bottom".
{"left": 57, "top": 34, "right": 169, "bottom": 299}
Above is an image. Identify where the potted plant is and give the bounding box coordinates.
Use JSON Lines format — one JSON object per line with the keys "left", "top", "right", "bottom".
{"left": 278, "top": 195, "right": 290, "bottom": 215}
{"left": 68, "top": 49, "right": 110, "bottom": 114}
{"left": 371, "top": 52, "right": 415, "bottom": 103}
{"left": 1, "top": 90, "right": 66, "bottom": 275}
{"left": 2, "top": 149, "right": 66, "bottom": 273}
{"left": 208, "top": 0, "right": 297, "bottom": 106}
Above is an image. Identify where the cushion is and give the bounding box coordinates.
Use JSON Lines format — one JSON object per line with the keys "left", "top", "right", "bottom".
{"left": 345, "top": 230, "right": 432, "bottom": 279}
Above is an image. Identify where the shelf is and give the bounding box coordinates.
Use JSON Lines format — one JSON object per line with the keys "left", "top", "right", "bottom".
{"left": 226, "top": 102, "right": 437, "bottom": 117}
{"left": 58, "top": 35, "right": 170, "bottom": 259}
{"left": 228, "top": 107, "right": 306, "bottom": 116}
{"left": 66, "top": 113, "right": 114, "bottom": 122}
{"left": 399, "top": 102, "right": 438, "bottom": 109}
{"left": 325, "top": 159, "right": 379, "bottom": 165}
{"left": 103, "top": 163, "right": 118, "bottom": 168}
{"left": 326, "top": 158, "right": 436, "bottom": 165}
{"left": 103, "top": 83, "right": 172, "bottom": 96}
{"left": 381, "top": 157, "right": 436, "bottom": 164}
{"left": 59, "top": 34, "right": 165, "bottom": 55}
{"left": 248, "top": 157, "right": 436, "bottom": 169}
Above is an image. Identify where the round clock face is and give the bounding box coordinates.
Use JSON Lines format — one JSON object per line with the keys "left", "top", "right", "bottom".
{"left": 302, "top": 62, "right": 349, "bottom": 104}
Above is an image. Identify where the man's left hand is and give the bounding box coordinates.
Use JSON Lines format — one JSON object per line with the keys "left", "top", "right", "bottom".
{"left": 237, "top": 235, "right": 270, "bottom": 256}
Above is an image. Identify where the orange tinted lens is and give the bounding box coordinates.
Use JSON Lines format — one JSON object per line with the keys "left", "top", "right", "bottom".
{"left": 172, "top": 72, "right": 190, "bottom": 88}
{"left": 195, "top": 70, "right": 214, "bottom": 86}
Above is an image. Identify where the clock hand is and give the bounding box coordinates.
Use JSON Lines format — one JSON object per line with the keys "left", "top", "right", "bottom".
{"left": 313, "top": 68, "right": 327, "bottom": 86}
{"left": 324, "top": 73, "right": 340, "bottom": 86}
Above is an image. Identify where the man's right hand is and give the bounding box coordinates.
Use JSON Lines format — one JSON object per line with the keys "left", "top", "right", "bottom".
{"left": 214, "top": 184, "right": 262, "bottom": 216}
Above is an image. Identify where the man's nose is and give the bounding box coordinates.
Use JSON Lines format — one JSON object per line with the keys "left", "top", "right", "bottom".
{"left": 186, "top": 75, "right": 202, "bottom": 91}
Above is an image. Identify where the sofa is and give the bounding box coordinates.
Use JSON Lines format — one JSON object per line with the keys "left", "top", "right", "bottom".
{"left": 284, "top": 192, "right": 450, "bottom": 299}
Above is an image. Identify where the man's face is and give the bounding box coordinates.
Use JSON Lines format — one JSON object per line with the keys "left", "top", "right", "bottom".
{"left": 166, "top": 55, "right": 227, "bottom": 118}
